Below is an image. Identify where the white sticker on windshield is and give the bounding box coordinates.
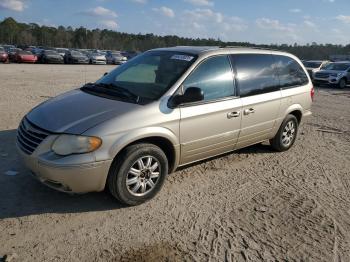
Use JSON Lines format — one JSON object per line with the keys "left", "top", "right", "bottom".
{"left": 171, "top": 54, "right": 194, "bottom": 61}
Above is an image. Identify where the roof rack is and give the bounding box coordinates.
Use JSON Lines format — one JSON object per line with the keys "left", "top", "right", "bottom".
{"left": 220, "top": 45, "right": 284, "bottom": 52}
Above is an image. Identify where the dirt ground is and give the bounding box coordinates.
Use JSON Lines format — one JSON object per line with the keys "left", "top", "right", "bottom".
{"left": 0, "top": 64, "right": 349, "bottom": 262}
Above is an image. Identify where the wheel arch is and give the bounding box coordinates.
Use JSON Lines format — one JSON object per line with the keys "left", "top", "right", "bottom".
{"left": 109, "top": 129, "right": 180, "bottom": 174}
{"left": 284, "top": 104, "right": 303, "bottom": 124}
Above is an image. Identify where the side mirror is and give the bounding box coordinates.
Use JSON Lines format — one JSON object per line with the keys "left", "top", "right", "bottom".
{"left": 103, "top": 72, "right": 108, "bottom": 76}
{"left": 169, "top": 87, "right": 204, "bottom": 108}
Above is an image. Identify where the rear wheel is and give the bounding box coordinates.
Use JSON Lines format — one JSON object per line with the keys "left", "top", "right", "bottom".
{"left": 107, "top": 143, "right": 168, "bottom": 206}
{"left": 270, "top": 115, "right": 299, "bottom": 152}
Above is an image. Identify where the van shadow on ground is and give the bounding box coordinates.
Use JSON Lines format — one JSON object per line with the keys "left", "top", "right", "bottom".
{"left": 0, "top": 129, "right": 274, "bottom": 220}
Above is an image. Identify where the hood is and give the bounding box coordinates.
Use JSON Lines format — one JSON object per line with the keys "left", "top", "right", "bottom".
{"left": 305, "top": 67, "right": 319, "bottom": 71}
{"left": 72, "top": 54, "right": 87, "bottom": 59}
{"left": 46, "top": 54, "right": 62, "bottom": 58}
{"left": 26, "top": 89, "right": 140, "bottom": 134}
{"left": 91, "top": 54, "right": 105, "bottom": 59}
{"left": 20, "top": 54, "right": 36, "bottom": 59}
{"left": 317, "top": 70, "right": 345, "bottom": 74}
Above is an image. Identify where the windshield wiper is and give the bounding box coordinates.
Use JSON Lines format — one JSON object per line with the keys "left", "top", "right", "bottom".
{"left": 82, "top": 82, "right": 140, "bottom": 103}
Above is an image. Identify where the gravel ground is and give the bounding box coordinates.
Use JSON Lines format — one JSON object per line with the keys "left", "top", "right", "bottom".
{"left": 0, "top": 64, "right": 350, "bottom": 261}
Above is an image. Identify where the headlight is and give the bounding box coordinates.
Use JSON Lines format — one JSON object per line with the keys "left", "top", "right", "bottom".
{"left": 52, "top": 135, "right": 102, "bottom": 156}
{"left": 330, "top": 73, "right": 343, "bottom": 77}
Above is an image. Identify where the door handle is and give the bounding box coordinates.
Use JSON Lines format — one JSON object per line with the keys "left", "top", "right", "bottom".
{"left": 227, "top": 111, "right": 240, "bottom": 119}
{"left": 244, "top": 108, "right": 255, "bottom": 115}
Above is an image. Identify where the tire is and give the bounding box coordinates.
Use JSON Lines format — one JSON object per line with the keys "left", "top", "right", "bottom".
{"left": 270, "top": 115, "right": 298, "bottom": 152}
{"left": 107, "top": 143, "right": 168, "bottom": 206}
{"left": 338, "top": 78, "right": 347, "bottom": 89}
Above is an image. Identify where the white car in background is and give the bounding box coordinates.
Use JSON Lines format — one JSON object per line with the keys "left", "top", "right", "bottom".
{"left": 88, "top": 52, "right": 107, "bottom": 65}
{"left": 106, "top": 51, "right": 128, "bottom": 65}
{"left": 303, "top": 60, "right": 329, "bottom": 80}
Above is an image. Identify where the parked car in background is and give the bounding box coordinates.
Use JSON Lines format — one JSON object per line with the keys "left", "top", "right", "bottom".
{"left": 2, "top": 44, "right": 15, "bottom": 53}
{"left": 88, "top": 51, "right": 107, "bottom": 64}
{"left": 32, "top": 48, "right": 43, "bottom": 56}
{"left": 12, "top": 50, "right": 37, "bottom": 63}
{"left": 0, "top": 46, "right": 9, "bottom": 63}
{"left": 313, "top": 62, "right": 350, "bottom": 88}
{"left": 39, "top": 50, "right": 64, "bottom": 64}
{"left": 303, "top": 60, "right": 329, "bottom": 80}
{"left": 121, "top": 51, "right": 140, "bottom": 60}
{"left": 8, "top": 48, "right": 23, "bottom": 62}
{"left": 17, "top": 46, "right": 313, "bottom": 205}
{"left": 24, "top": 46, "right": 37, "bottom": 54}
{"left": 55, "top": 48, "right": 69, "bottom": 57}
{"left": 106, "top": 51, "right": 127, "bottom": 65}
{"left": 64, "top": 50, "right": 89, "bottom": 64}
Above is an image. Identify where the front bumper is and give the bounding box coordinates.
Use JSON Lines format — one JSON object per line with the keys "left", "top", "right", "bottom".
{"left": 313, "top": 77, "right": 340, "bottom": 85}
{"left": 91, "top": 60, "right": 107, "bottom": 65}
{"left": 47, "top": 59, "right": 64, "bottom": 64}
{"left": 17, "top": 140, "right": 112, "bottom": 193}
{"left": 72, "top": 58, "right": 89, "bottom": 64}
{"left": 114, "top": 60, "right": 127, "bottom": 65}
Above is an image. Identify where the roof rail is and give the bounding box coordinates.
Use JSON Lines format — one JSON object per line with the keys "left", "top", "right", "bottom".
{"left": 220, "top": 45, "right": 284, "bottom": 52}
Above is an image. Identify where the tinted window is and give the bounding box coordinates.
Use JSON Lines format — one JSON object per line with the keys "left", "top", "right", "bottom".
{"left": 183, "top": 56, "right": 234, "bottom": 101}
{"left": 274, "top": 55, "right": 309, "bottom": 88}
{"left": 231, "top": 54, "right": 279, "bottom": 97}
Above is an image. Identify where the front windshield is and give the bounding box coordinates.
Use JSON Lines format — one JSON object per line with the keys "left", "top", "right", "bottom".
{"left": 303, "top": 61, "right": 322, "bottom": 68}
{"left": 71, "top": 51, "right": 83, "bottom": 56}
{"left": 324, "top": 63, "right": 350, "bottom": 71}
{"left": 45, "top": 50, "right": 58, "bottom": 55}
{"left": 19, "top": 51, "right": 32, "bottom": 55}
{"left": 95, "top": 51, "right": 197, "bottom": 102}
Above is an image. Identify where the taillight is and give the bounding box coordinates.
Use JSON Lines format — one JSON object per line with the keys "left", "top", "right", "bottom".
{"left": 311, "top": 86, "right": 315, "bottom": 101}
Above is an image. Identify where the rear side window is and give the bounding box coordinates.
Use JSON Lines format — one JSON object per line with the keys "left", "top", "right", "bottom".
{"left": 231, "top": 54, "right": 279, "bottom": 97}
{"left": 183, "top": 55, "right": 235, "bottom": 101}
{"left": 274, "top": 55, "right": 309, "bottom": 88}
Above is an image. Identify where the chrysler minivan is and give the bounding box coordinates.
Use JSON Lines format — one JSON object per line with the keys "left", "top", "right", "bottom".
{"left": 17, "top": 46, "right": 313, "bottom": 205}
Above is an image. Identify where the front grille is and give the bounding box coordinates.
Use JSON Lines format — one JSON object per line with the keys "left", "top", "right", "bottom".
{"left": 315, "top": 72, "right": 330, "bottom": 79}
{"left": 17, "top": 118, "right": 51, "bottom": 155}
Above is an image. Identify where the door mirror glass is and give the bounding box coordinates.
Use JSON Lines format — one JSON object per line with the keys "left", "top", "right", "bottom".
{"left": 170, "top": 87, "right": 204, "bottom": 107}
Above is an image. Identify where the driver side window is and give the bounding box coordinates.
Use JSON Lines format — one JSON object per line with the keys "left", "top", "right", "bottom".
{"left": 183, "top": 55, "right": 235, "bottom": 101}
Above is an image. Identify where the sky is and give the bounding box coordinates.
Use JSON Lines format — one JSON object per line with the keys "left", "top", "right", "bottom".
{"left": 0, "top": 0, "right": 349, "bottom": 45}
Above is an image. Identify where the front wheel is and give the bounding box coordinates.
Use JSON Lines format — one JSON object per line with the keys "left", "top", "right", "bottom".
{"left": 107, "top": 143, "right": 168, "bottom": 206}
{"left": 339, "top": 78, "right": 347, "bottom": 89}
{"left": 270, "top": 115, "right": 299, "bottom": 152}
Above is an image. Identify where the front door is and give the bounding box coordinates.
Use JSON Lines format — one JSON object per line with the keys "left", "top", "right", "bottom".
{"left": 179, "top": 55, "right": 242, "bottom": 165}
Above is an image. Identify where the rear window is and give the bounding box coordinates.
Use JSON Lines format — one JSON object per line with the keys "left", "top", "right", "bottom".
{"left": 274, "top": 55, "right": 309, "bottom": 88}
{"left": 231, "top": 54, "right": 279, "bottom": 97}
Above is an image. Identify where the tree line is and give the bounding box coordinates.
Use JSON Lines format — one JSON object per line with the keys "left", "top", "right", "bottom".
{"left": 1, "top": 17, "right": 349, "bottom": 60}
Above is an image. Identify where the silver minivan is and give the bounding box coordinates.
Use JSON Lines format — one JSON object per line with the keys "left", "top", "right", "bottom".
{"left": 17, "top": 46, "right": 313, "bottom": 205}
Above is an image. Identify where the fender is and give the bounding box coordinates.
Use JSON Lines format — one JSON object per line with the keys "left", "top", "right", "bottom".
{"left": 284, "top": 104, "right": 303, "bottom": 119}
{"left": 109, "top": 126, "right": 180, "bottom": 170}
{"left": 272, "top": 103, "right": 303, "bottom": 137}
